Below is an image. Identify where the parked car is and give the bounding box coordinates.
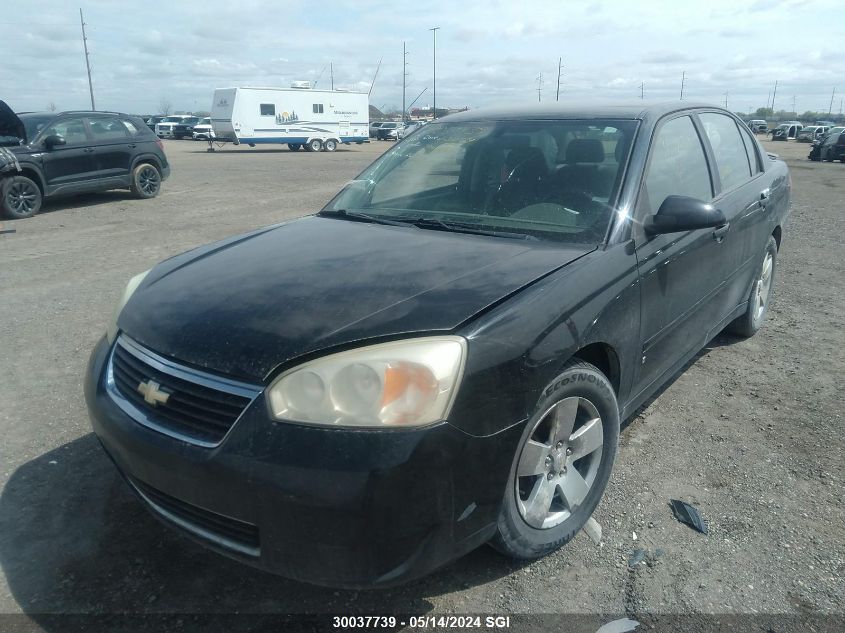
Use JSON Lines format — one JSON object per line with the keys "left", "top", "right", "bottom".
{"left": 748, "top": 119, "right": 768, "bottom": 133}
{"left": 86, "top": 103, "right": 789, "bottom": 588}
{"left": 0, "top": 100, "right": 170, "bottom": 219}
{"left": 814, "top": 120, "right": 836, "bottom": 127}
{"left": 770, "top": 122, "right": 802, "bottom": 141}
{"left": 369, "top": 122, "right": 385, "bottom": 138}
{"left": 796, "top": 125, "right": 829, "bottom": 142}
{"left": 171, "top": 116, "right": 202, "bottom": 140}
{"left": 155, "top": 115, "right": 194, "bottom": 139}
{"left": 813, "top": 131, "right": 845, "bottom": 162}
{"left": 145, "top": 116, "right": 167, "bottom": 131}
{"left": 191, "top": 117, "right": 214, "bottom": 140}
{"left": 376, "top": 121, "right": 401, "bottom": 140}
{"left": 396, "top": 120, "right": 425, "bottom": 139}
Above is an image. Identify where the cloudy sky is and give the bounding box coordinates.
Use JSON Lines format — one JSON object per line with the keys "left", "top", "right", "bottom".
{"left": 4, "top": 0, "right": 843, "bottom": 116}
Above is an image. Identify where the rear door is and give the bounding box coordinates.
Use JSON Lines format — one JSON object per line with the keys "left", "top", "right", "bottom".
{"left": 38, "top": 115, "right": 97, "bottom": 189}
{"left": 697, "top": 111, "right": 771, "bottom": 319}
{"left": 86, "top": 115, "right": 133, "bottom": 181}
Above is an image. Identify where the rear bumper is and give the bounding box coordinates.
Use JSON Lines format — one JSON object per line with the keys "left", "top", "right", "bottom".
{"left": 84, "top": 336, "right": 515, "bottom": 587}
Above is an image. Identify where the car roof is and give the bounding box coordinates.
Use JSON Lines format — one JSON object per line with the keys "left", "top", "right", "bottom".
{"left": 441, "top": 101, "right": 724, "bottom": 122}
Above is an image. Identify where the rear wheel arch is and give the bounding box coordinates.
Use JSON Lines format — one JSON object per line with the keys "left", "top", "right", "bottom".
{"left": 130, "top": 154, "right": 162, "bottom": 174}
{"left": 772, "top": 225, "right": 782, "bottom": 251}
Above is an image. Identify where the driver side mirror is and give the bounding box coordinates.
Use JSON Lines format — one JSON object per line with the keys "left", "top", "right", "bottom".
{"left": 43, "top": 134, "right": 67, "bottom": 149}
{"left": 645, "top": 195, "right": 726, "bottom": 235}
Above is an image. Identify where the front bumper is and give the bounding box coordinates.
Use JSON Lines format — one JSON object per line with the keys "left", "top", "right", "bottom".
{"left": 84, "top": 336, "right": 517, "bottom": 587}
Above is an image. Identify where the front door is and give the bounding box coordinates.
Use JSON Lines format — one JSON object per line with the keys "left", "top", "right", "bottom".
{"left": 38, "top": 116, "right": 96, "bottom": 190}
{"left": 631, "top": 114, "right": 726, "bottom": 398}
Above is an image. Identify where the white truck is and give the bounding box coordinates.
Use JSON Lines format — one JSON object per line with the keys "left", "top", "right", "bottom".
{"left": 209, "top": 84, "right": 369, "bottom": 152}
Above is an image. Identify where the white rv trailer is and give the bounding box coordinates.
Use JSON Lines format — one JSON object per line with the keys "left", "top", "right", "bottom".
{"left": 210, "top": 85, "right": 369, "bottom": 152}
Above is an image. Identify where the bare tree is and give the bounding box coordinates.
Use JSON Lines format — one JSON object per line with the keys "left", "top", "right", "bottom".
{"left": 159, "top": 98, "right": 172, "bottom": 116}
{"left": 47, "top": 102, "right": 57, "bottom": 112}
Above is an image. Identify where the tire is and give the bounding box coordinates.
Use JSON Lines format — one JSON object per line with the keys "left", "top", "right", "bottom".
{"left": 725, "top": 235, "right": 777, "bottom": 338}
{"left": 492, "top": 360, "right": 619, "bottom": 559}
{"left": 130, "top": 163, "right": 162, "bottom": 199}
{"left": 1, "top": 175, "right": 43, "bottom": 219}
{"left": 307, "top": 139, "right": 323, "bottom": 152}
{"left": 323, "top": 139, "right": 338, "bottom": 152}
{"left": 288, "top": 143, "right": 301, "bottom": 151}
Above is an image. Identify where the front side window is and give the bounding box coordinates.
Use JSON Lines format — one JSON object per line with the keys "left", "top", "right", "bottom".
{"left": 324, "top": 118, "right": 638, "bottom": 245}
{"left": 699, "top": 113, "right": 752, "bottom": 192}
{"left": 312, "top": 103, "right": 324, "bottom": 114}
{"left": 260, "top": 104, "right": 275, "bottom": 116}
{"left": 641, "top": 116, "right": 712, "bottom": 216}
{"left": 41, "top": 117, "right": 89, "bottom": 145}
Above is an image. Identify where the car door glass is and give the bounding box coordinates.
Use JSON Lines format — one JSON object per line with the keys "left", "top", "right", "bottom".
{"left": 41, "top": 118, "right": 88, "bottom": 146}
{"left": 699, "top": 113, "right": 752, "bottom": 192}
{"left": 641, "top": 115, "right": 712, "bottom": 215}
{"left": 738, "top": 126, "right": 761, "bottom": 175}
{"left": 88, "top": 117, "right": 129, "bottom": 142}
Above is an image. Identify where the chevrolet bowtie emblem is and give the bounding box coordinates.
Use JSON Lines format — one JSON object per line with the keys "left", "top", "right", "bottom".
{"left": 137, "top": 379, "right": 171, "bottom": 406}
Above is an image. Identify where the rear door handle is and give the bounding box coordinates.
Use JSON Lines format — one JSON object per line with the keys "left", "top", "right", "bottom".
{"left": 127, "top": 144, "right": 137, "bottom": 148}
{"left": 713, "top": 223, "right": 730, "bottom": 241}
{"left": 82, "top": 147, "right": 95, "bottom": 153}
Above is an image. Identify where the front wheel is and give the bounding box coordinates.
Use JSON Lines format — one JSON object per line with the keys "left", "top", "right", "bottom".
{"left": 130, "top": 163, "right": 162, "bottom": 199}
{"left": 323, "top": 139, "right": 338, "bottom": 152}
{"left": 1, "top": 175, "right": 43, "bottom": 219}
{"left": 492, "top": 361, "right": 619, "bottom": 559}
{"left": 726, "top": 235, "right": 777, "bottom": 337}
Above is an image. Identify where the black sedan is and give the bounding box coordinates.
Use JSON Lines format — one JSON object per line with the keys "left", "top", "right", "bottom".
{"left": 85, "top": 103, "right": 790, "bottom": 588}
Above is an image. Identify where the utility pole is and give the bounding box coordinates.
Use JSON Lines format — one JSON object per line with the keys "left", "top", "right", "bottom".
{"left": 430, "top": 27, "right": 440, "bottom": 119}
{"left": 556, "top": 57, "right": 562, "bottom": 101}
{"left": 828, "top": 87, "right": 836, "bottom": 116}
{"left": 639, "top": 83, "right": 644, "bottom": 99}
{"left": 771, "top": 80, "right": 778, "bottom": 111}
{"left": 791, "top": 94, "right": 796, "bottom": 116}
{"left": 724, "top": 91, "right": 729, "bottom": 109}
{"left": 680, "top": 71, "right": 686, "bottom": 101}
{"left": 368, "top": 57, "right": 382, "bottom": 97}
{"left": 79, "top": 8, "right": 95, "bottom": 110}
{"left": 402, "top": 42, "right": 409, "bottom": 120}
{"left": 536, "top": 72, "right": 543, "bottom": 102}
{"left": 330, "top": 62, "right": 334, "bottom": 90}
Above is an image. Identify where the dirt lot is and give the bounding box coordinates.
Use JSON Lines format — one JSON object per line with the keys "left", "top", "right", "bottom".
{"left": 0, "top": 137, "right": 842, "bottom": 632}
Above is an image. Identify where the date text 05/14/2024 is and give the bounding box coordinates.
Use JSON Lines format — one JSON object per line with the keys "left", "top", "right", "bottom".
{"left": 332, "top": 615, "right": 512, "bottom": 629}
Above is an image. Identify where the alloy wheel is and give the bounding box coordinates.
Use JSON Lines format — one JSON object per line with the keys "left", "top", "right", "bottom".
{"left": 7, "top": 181, "right": 39, "bottom": 215}
{"left": 138, "top": 166, "right": 160, "bottom": 195}
{"left": 753, "top": 251, "right": 773, "bottom": 320}
{"left": 515, "top": 396, "right": 604, "bottom": 529}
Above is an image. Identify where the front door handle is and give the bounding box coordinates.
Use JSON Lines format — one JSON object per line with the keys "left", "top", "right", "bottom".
{"left": 713, "top": 223, "right": 730, "bottom": 242}
{"left": 760, "top": 188, "right": 771, "bottom": 202}
{"left": 127, "top": 144, "right": 137, "bottom": 148}
{"left": 82, "top": 147, "right": 95, "bottom": 153}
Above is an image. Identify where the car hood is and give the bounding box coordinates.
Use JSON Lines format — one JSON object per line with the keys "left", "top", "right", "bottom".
{"left": 0, "top": 100, "right": 25, "bottom": 146}
{"left": 119, "top": 215, "right": 592, "bottom": 382}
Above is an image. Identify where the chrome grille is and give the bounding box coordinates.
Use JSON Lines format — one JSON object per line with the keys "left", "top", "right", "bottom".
{"left": 107, "top": 335, "right": 261, "bottom": 447}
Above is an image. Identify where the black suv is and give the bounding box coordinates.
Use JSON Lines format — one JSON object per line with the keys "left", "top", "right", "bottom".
{"left": 0, "top": 101, "right": 170, "bottom": 219}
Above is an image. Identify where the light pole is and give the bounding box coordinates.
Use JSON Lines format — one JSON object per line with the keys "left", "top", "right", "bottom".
{"left": 430, "top": 27, "right": 440, "bottom": 119}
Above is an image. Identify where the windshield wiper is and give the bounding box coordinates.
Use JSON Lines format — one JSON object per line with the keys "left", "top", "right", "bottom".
{"left": 319, "top": 209, "right": 407, "bottom": 226}
{"left": 408, "top": 217, "right": 538, "bottom": 241}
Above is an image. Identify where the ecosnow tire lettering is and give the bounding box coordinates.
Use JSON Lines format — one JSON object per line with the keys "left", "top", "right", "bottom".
{"left": 492, "top": 360, "right": 619, "bottom": 559}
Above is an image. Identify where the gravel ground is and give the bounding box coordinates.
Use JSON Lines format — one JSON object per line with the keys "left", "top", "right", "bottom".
{"left": 0, "top": 137, "right": 842, "bottom": 632}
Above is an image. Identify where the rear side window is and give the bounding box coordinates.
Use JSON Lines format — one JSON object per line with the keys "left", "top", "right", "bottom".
{"left": 260, "top": 103, "right": 275, "bottom": 116}
{"left": 88, "top": 117, "right": 128, "bottom": 141}
{"left": 122, "top": 117, "right": 154, "bottom": 137}
{"left": 699, "top": 113, "right": 752, "bottom": 191}
{"left": 641, "top": 115, "right": 712, "bottom": 215}
{"left": 738, "top": 126, "right": 761, "bottom": 175}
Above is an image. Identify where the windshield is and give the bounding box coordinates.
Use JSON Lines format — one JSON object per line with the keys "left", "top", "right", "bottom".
{"left": 162, "top": 116, "right": 184, "bottom": 123}
{"left": 324, "top": 118, "right": 638, "bottom": 244}
{"left": 18, "top": 114, "right": 55, "bottom": 142}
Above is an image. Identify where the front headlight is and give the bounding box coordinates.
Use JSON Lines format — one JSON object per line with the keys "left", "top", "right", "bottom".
{"left": 106, "top": 269, "right": 150, "bottom": 343}
{"left": 267, "top": 337, "right": 466, "bottom": 428}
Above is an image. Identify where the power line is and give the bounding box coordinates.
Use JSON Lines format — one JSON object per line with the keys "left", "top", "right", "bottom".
{"left": 829, "top": 87, "right": 836, "bottom": 116}
{"left": 79, "top": 8, "right": 95, "bottom": 110}
{"left": 368, "top": 57, "right": 382, "bottom": 97}
{"left": 771, "top": 80, "right": 778, "bottom": 111}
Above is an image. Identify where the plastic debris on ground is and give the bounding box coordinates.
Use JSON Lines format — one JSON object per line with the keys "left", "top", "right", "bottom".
{"left": 669, "top": 499, "right": 708, "bottom": 534}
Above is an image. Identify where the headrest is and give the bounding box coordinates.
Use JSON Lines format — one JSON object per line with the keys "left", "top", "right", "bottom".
{"left": 566, "top": 138, "right": 604, "bottom": 163}
{"left": 505, "top": 146, "right": 546, "bottom": 169}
